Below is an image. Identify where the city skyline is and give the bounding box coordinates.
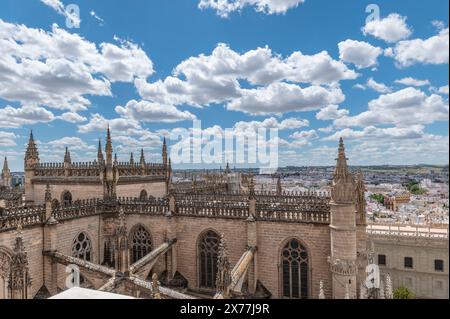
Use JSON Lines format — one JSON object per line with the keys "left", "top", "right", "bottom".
{"left": 0, "top": 0, "right": 449, "bottom": 171}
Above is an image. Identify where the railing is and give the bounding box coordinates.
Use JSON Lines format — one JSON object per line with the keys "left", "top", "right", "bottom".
{"left": 0, "top": 206, "right": 45, "bottom": 232}
{"left": 256, "top": 208, "right": 330, "bottom": 223}
{"left": 0, "top": 192, "right": 334, "bottom": 232}
{"left": 367, "top": 223, "right": 449, "bottom": 239}
{"left": 52, "top": 199, "right": 102, "bottom": 221}
{"left": 176, "top": 205, "right": 250, "bottom": 219}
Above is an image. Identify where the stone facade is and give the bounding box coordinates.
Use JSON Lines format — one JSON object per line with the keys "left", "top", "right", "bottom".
{"left": 369, "top": 226, "right": 449, "bottom": 299}
{"left": 0, "top": 135, "right": 374, "bottom": 299}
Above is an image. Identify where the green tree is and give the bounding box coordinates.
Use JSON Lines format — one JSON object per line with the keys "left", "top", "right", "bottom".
{"left": 370, "top": 193, "right": 384, "bottom": 204}
{"left": 393, "top": 286, "right": 416, "bottom": 299}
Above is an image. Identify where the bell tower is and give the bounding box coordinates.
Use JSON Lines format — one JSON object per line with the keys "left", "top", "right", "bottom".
{"left": 329, "top": 138, "right": 358, "bottom": 299}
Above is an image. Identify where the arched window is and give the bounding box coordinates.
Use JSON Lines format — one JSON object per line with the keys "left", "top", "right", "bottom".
{"left": 281, "top": 239, "right": 309, "bottom": 299}
{"left": 130, "top": 226, "right": 152, "bottom": 263}
{"left": 139, "top": 190, "right": 148, "bottom": 201}
{"left": 198, "top": 230, "right": 220, "bottom": 289}
{"left": 62, "top": 191, "right": 72, "bottom": 207}
{"left": 103, "top": 240, "right": 115, "bottom": 268}
{"left": 72, "top": 232, "right": 92, "bottom": 262}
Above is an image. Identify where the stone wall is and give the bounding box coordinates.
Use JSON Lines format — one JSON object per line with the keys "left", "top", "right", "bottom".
{"left": 0, "top": 226, "right": 43, "bottom": 299}
{"left": 371, "top": 234, "right": 449, "bottom": 299}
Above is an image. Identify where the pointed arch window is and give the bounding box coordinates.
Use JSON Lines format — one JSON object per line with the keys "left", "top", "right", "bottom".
{"left": 198, "top": 230, "right": 220, "bottom": 289}
{"left": 281, "top": 239, "right": 309, "bottom": 299}
{"left": 130, "top": 226, "right": 152, "bottom": 263}
{"left": 72, "top": 232, "right": 92, "bottom": 262}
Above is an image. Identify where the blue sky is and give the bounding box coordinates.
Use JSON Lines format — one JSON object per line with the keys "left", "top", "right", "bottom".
{"left": 0, "top": 0, "right": 448, "bottom": 171}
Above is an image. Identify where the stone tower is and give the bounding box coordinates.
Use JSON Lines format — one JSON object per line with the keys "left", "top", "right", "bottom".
{"left": 24, "top": 131, "right": 40, "bottom": 205}
{"left": 329, "top": 138, "right": 358, "bottom": 299}
{"left": 1, "top": 157, "right": 11, "bottom": 188}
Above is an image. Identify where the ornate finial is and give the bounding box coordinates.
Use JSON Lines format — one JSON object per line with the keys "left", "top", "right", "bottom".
{"left": 105, "top": 126, "right": 113, "bottom": 165}
{"left": 216, "top": 234, "right": 231, "bottom": 298}
{"left": 151, "top": 273, "right": 161, "bottom": 299}
{"left": 385, "top": 274, "right": 393, "bottom": 299}
{"left": 25, "top": 130, "right": 39, "bottom": 166}
{"left": 249, "top": 175, "right": 255, "bottom": 198}
{"left": 98, "top": 139, "right": 104, "bottom": 164}
{"left": 2, "top": 156, "right": 8, "bottom": 172}
{"left": 45, "top": 183, "right": 52, "bottom": 202}
{"left": 276, "top": 175, "right": 282, "bottom": 195}
{"left": 319, "top": 281, "right": 326, "bottom": 299}
{"left": 64, "top": 147, "right": 71, "bottom": 163}
{"left": 140, "top": 148, "right": 145, "bottom": 165}
{"left": 16, "top": 220, "right": 23, "bottom": 237}
{"left": 130, "top": 152, "right": 134, "bottom": 165}
{"left": 331, "top": 138, "right": 355, "bottom": 204}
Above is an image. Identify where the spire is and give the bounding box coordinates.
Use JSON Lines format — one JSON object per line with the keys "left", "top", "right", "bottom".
{"left": 225, "top": 162, "right": 230, "bottom": 174}
{"left": 114, "top": 153, "right": 118, "bottom": 165}
{"left": 64, "top": 147, "right": 71, "bottom": 163}
{"left": 331, "top": 138, "right": 355, "bottom": 204}
{"left": 10, "top": 221, "right": 31, "bottom": 297}
{"left": 97, "top": 139, "right": 104, "bottom": 164}
{"left": 105, "top": 126, "right": 113, "bottom": 165}
{"left": 162, "top": 137, "right": 168, "bottom": 165}
{"left": 130, "top": 152, "right": 134, "bottom": 165}
{"left": 25, "top": 130, "right": 39, "bottom": 168}
{"left": 276, "top": 175, "right": 282, "bottom": 196}
{"left": 3, "top": 156, "right": 9, "bottom": 172}
{"left": 335, "top": 137, "right": 350, "bottom": 179}
{"left": 140, "top": 148, "right": 145, "bottom": 165}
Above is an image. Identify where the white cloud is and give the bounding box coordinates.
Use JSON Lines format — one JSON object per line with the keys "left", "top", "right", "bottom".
{"left": 438, "top": 85, "right": 449, "bottom": 95}
{"left": 135, "top": 44, "right": 355, "bottom": 112}
{"left": 316, "top": 105, "right": 349, "bottom": 120}
{"left": 226, "top": 82, "right": 345, "bottom": 115}
{"left": 46, "top": 136, "right": 95, "bottom": 151}
{"left": 57, "top": 112, "right": 87, "bottom": 123}
{"left": 391, "top": 28, "right": 449, "bottom": 67}
{"left": 395, "top": 77, "right": 430, "bottom": 87}
{"left": 78, "top": 113, "right": 142, "bottom": 134}
{"left": 334, "top": 87, "right": 449, "bottom": 128}
{"left": 366, "top": 78, "right": 392, "bottom": 93}
{"left": 290, "top": 129, "right": 319, "bottom": 140}
{"left": 0, "top": 131, "right": 16, "bottom": 147}
{"left": 0, "top": 105, "right": 55, "bottom": 128}
{"left": 115, "top": 100, "right": 196, "bottom": 123}
{"left": 233, "top": 117, "right": 309, "bottom": 133}
{"left": 323, "top": 125, "right": 426, "bottom": 141}
{"left": 0, "top": 19, "right": 154, "bottom": 112}
{"left": 362, "top": 13, "right": 412, "bottom": 43}
{"left": 198, "top": 0, "right": 305, "bottom": 18}
{"left": 338, "top": 39, "right": 382, "bottom": 69}
{"left": 41, "top": 0, "right": 81, "bottom": 28}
